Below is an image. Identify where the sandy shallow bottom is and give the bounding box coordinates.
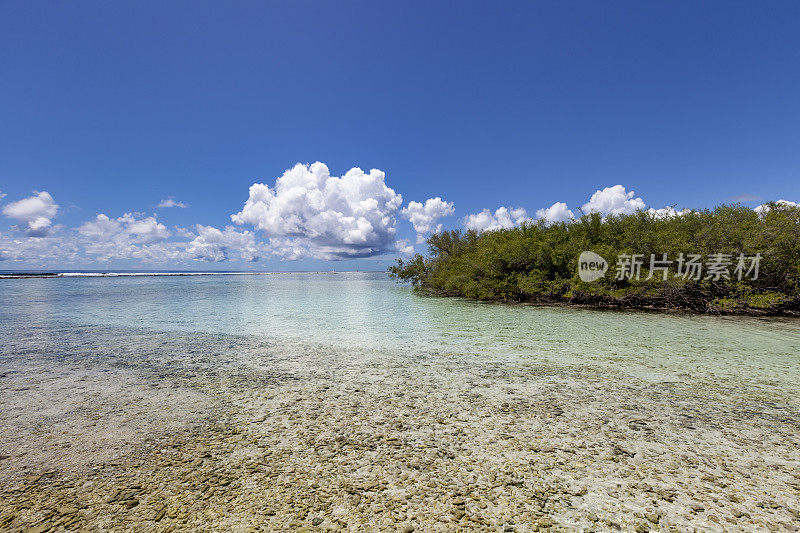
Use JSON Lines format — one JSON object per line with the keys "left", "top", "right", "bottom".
{"left": 0, "top": 328, "right": 799, "bottom": 532}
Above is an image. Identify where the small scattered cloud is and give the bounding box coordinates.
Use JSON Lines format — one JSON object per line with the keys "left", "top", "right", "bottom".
{"left": 536, "top": 202, "right": 574, "bottom": 224}
{"left": 2, "top": 191, "right": 59, "bottom": 236}
{"left": 232, "top": 162, "right": 403, "bottom": 259}
{"left": 394, "top": 238, "right": 415, "bottom": 257}
{"left": 728, "top": 193, "right": 763, "bottom": 203}
{"left": 401, "top": 197, "right": 455, "bottom": 243}
{"left": 0, "top": 191, "right": 6, "bottom": 201}
{"left": 582, "top": 185, "right": 645, "bottom": 216}
{"left": 157, "top": 198, "right": 189, "bottom": 208}
{"left": 464, "top": 206, "right": 530, "bottom": 232}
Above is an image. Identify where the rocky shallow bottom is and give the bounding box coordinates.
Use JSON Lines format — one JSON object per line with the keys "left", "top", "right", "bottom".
{"left": 1, "top": 328, "right": 799, "bottom": 532}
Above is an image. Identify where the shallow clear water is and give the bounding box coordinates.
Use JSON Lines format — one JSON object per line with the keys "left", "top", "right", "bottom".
{"left": 2, "top": 272, "right": 799, "bottom": 396}
{"left": 2, "top": 273, "right": 800, "bottom": 530}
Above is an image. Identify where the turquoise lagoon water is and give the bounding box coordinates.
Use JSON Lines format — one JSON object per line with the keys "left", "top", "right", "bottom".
{"left": 2, "top": 272, "right": 798, "bottom": 395}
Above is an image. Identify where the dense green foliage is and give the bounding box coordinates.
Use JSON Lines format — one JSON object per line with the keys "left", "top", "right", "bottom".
{"left": 389, "top": 203, "right": 800, "bottom": 314}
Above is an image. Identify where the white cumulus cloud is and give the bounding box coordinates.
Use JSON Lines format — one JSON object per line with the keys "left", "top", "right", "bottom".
{"left": 157, "top": 198, "right": 188, "bottom": 208}
{"left": 79, "top": 213, "right": 170, "bottom": 244}
{"left": 231, "top": 162, "right": 403, "bottom": 259}
{"left": 647, "top": 206, "right": 690, "bottom": 219}
{"left": 582, "top": 185, "right": 645, "bottom": 216}
{"left": 754, "top": 199, "right": 798, "bottom": 215}
{"left": 174, "top": 226, "right": 196, "bottom": 238}
{"left": 536, "top": 202, "right": 574, "bottom": 224}
{"left": 401, "top": 197, "right": 455, "bottom": 243}
{"left": 394, "top": 238, "right": 415, "bottom": 257}
{"left": 77, "top": 213, "right": 172, "bottom": 262}
{"left": 464, "top": 207, "right": 530, "bottom": 232}
{"left": 186, "top": 225, "right": 261, "bottom": 262}
{"left": 2, "top": 191, "right": 59, "bottom": 236}
{"left": 0, "top": 231, "right": 79, "bottom": 263}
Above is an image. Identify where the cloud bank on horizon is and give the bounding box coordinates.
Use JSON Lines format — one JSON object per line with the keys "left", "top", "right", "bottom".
{"left": 0, "top": 162, "right": 796, "bottom": 266}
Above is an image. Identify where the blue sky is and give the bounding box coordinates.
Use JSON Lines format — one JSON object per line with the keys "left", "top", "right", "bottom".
{"left": 1, "top": 1, "right": 799, "bottom": 270}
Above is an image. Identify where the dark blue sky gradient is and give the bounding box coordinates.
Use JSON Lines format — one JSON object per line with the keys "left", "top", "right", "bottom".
{"left": 1, "top": 1, "right": 799, "bottom": 268}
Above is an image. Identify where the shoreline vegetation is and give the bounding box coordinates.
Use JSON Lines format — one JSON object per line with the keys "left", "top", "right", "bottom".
{"left": 389, "top": 203, "right": 800, "bottom": 316}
